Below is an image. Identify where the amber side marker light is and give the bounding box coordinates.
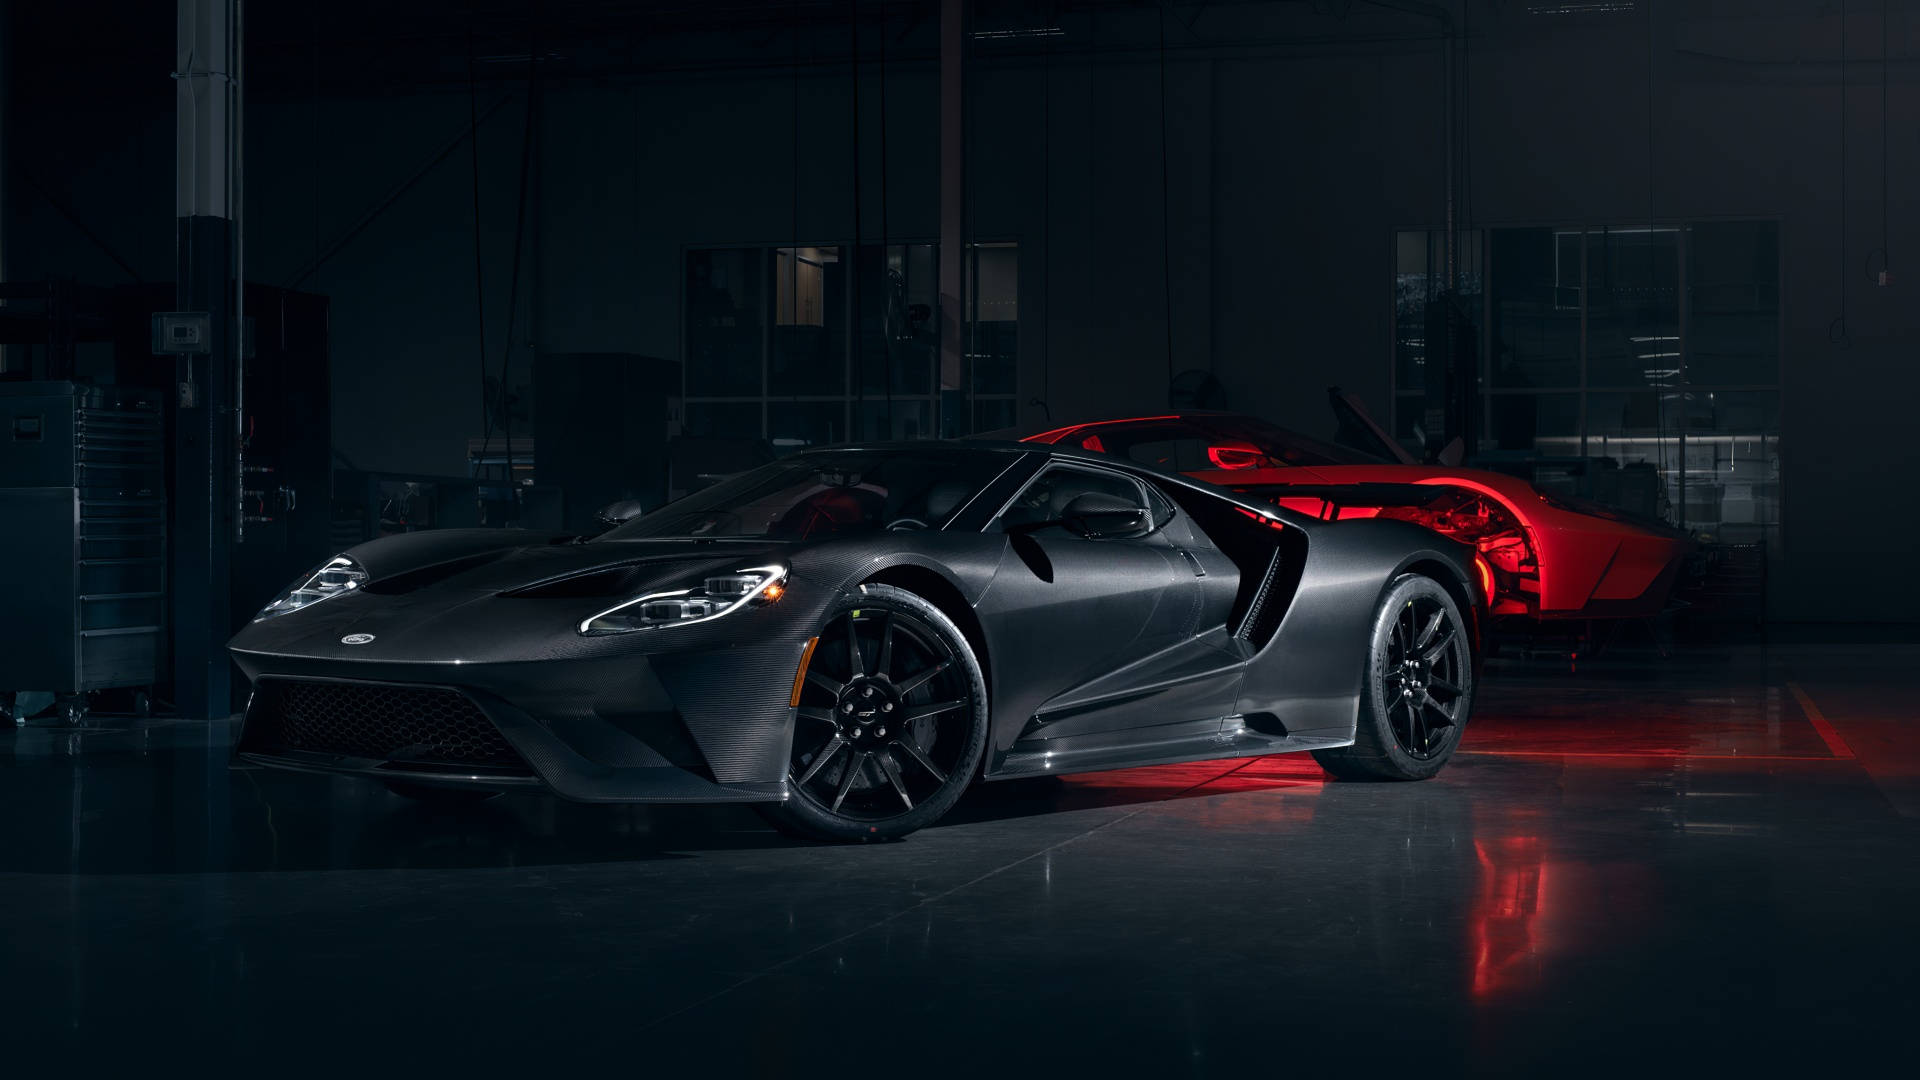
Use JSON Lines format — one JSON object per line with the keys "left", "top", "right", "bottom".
{"left": 789, "top": 635, "right": 820, "bottom": 707}
{"left": 1474, "top": 554, "right": 1496, "bottom": 604}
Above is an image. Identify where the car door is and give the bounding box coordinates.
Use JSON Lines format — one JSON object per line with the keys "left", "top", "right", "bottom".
{"left": 975, "top": 462, "right": 1206, "bottom": 740}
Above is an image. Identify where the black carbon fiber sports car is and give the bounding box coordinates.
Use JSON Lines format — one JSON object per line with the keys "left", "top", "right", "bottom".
{"left": 229, "top": 441, "right": 1483, "bottom": 841}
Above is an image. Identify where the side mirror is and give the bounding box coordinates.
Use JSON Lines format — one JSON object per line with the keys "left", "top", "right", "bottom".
{"left": 595, "top": 499, "right": 647, "bottom": 527}
{"left": 1061, "top": 492, "right": 1150, "bottom": 539}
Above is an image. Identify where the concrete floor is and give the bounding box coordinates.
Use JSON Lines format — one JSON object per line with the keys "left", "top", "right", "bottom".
{"left": 3, "top": 638, "right": 1915, "bottom": 1075}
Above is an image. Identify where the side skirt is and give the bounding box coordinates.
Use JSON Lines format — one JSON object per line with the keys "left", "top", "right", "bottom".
{"left": 987, "top": 714, "right": 1352, "bottom": 780}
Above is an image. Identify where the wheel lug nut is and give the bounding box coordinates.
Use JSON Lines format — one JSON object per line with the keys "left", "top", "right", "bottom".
{"left": 863, "top": 686, "right": 874, "bottom": 698}
{"left": 876, "top": 727, "right": 887, "bottom": 737}
{"left": 842, "top": 702, "right": 854, "bottom": 713}
{"left": 881, "top": 702, "right": 893, "bottom": 712}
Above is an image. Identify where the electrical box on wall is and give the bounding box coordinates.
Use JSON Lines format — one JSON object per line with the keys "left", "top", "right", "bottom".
{"left": 151, "top": 312, "right": 211, "bottom": 355}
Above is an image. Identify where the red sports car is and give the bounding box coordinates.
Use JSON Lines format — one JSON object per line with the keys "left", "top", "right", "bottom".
{"left": 1015, "top": 399, "right": 1690, "bottom": 622}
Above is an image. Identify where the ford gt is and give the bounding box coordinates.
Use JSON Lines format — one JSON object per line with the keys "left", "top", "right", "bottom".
{"left": 229, "top": 442, "right": 1482, "bottom": 841}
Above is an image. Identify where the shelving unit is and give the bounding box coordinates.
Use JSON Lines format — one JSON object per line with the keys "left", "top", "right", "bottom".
{"left": 0, "top": 382, "right": 166, "bottom": 719}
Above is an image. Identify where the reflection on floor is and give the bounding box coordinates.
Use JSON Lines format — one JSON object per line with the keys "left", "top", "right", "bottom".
{"left": 2, "top": 640, "right": 1916, "bottom": 1074}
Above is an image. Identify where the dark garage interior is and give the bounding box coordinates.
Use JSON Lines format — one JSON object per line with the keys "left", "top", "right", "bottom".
{"left": 2, "top": 0, "right": 1917, "bottom": 1073}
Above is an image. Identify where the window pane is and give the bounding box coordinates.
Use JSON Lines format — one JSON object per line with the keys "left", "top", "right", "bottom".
{"left": 1391, "top": 392, "right": 1440, "bottom": 457}
{"left": 684, "top": 401, "right": 761, "bottom": 440}
{"left": 971, "top": 244, "right": 1018, "bottom": 396}
{"left": 1393, "top": 230, "right": 1481, "bottom": 450}
{"left": 1486, "top": 392, "right": 1579, "bottom": 455}
{"left": 970, "top": 397, "right": 1017, "bottom": 433}
{"left": 856, "top": 244, "right": 937, "bottom": 397}
{"left": 855, "top": 400, "right": 933, "bottom": 442}
{"left": 1488, "top": 228, "right": 1580, "bottom": 389}
{"left": 685, "top": 249, "right": 764, "bottom": 397}
{"left": 1393, "top": 231, "right": 1432, "bottom": 397}
{"left": 1686, "top": 390, "right": 1779, "bottom": 542}
{"left": 995, "top": 466, "right": 1144, "bottom": 534}
{"left": 771, "top": 246, "right": 845, "bottom": 396}
{"left": 1586, "top": 227, "right": 1681, "bottom": 389}
{"left": 768, "top": 400, "right": 847, "bottom": 456}
{"left": 1687, "top": 222, "right": 1779, "bottom": 386}
{"left": 1586, "top": 390, "right": 1684, "bottom": 524}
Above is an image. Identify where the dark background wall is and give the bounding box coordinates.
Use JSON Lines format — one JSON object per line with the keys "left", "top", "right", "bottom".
{"left": 2, "top": 0, "right": 1914, "bottom": 621}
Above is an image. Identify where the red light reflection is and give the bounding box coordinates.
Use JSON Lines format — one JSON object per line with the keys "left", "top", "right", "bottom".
{"left": 1470, "top": 835, "right": 1551, "bottom": 999}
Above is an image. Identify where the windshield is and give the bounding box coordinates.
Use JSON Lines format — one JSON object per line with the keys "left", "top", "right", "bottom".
{"left": 1043, "top": 416, "right": 1383, "bottom": 470}
{"left": 597, "top": 448, "right": 1012, "bottom": 541}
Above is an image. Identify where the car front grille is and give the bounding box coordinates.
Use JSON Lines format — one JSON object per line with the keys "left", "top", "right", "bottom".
{"left": 249, "top": 679, "right": 529, "bottom": 770}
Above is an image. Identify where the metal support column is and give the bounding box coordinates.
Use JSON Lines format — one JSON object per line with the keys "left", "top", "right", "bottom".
{"left": 172, "top": 0, "right": 237, "bottom": 717}
{"left": 0, "top": 2, "right": 12, "bottom": 374}
{"left": 937, "top": 0, "right": 966, "bottom": 435}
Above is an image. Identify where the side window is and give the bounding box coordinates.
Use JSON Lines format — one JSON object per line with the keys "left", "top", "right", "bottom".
{"left": 995, "top": 466, "right": 1149, "bottom": 535}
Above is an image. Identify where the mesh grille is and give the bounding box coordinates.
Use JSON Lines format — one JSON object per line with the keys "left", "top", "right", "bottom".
{"left": 253, "top": 680, "right": 527, "bottom": 769}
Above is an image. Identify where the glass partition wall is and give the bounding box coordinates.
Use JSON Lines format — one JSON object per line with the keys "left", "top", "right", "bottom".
{"left": 684, "top": 243, "right": 1017, "bottom": 453}
{"left": 1393, "top": 221, "right": 1781, "bottom": 545}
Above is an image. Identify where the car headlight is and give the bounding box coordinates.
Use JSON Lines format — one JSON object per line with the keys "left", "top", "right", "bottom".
{"left": 579, "top": 564, "right": 788, "bottom": 635}
{"left": 253, "top": 555, "right": 368, "bottom": 622}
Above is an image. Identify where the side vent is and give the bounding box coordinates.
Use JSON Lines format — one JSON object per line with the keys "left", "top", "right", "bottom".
{"left": 1235, "top": 548, "right": 1281, "bottom": 641}
{"left": 1235, "top": 530, "right": 1308, "bottom": 649}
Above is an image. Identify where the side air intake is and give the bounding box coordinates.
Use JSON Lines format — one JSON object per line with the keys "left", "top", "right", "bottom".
{"left": 1235, "top": 530, "right": 1307, "bottom": 649}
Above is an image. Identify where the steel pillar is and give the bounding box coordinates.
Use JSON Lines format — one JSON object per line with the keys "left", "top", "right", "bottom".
{"left": 172, "top": 0, "right": 237, "bottom": 717}
{"left": 937, "top": 0, "right": 966, "bottom": 434}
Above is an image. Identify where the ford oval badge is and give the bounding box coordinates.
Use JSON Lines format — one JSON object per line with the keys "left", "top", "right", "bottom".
{"left": 340, "top": 633, "right": 376, "bottom": 645}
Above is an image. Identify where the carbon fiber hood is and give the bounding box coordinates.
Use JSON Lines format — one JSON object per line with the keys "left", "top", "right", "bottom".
{"left": 369, "top": 539, "right": 789, "bottom": 596}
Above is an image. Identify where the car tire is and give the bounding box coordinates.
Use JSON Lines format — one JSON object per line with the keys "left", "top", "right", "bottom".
{"left": 1312, "top": 573, "right": 1474, "bottom": 781}
{"left": 758, "top": 583, "right": 989, "bottom": 842}
{"left": 383, "top": 780, "right": 502, "bottom": 804}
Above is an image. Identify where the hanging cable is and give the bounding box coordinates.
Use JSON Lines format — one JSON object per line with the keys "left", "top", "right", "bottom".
{"left": 631, "top": 28, "right": 642, "bottom": 339}
{"left": 849, "top": 0, "right": 862, "bottom": 426}
{"left": 465, "top": 26, "right": 490, "bottom": 456}
{"left": 1157, "top": 0, "right": 1175, "bottom": 404}
{"left": 310, "top": 10, "right": 320, "bottom": 288}
{"left": 503, "top": 20, "right": 536, "bottom": 515}
{"left": 1869, "top": 0, "right": 1889, "bottom": 284}
{"left": 476, "top": 27, "right": 538, "bottom": 514}
{"left": 1832, "top": 1, "right": 1850, "bottom": 346}
{"left": 792, "top": 0, "right": 800, "bottom": 251}
{"left": 1646, "top": 0, "right": 1668, "bottom": 484}
{"left": 878, "top": 0, "right": 892, "bottom": 428}
{"left": 788, "top": 0, "right": 800, "bottom": 434}
{"left": 964, "top": 0, "right": 979, "bottom": 435}
{"left": 1461, "top": 1, "right": 1471, "bottom": 251}
{"left": 1646, "top": 1, "right": 1655, "bottom": 234}
{"left": 1086, "top": 1, "right": 1096, "bottom": 412}
{"left": 1040, "top": 0, "right": 1052, "bottom": 417}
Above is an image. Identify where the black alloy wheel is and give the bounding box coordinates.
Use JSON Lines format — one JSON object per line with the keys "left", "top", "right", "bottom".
{"left": 1312, "top": 573, "right": 1474, "bottom": 781}
{"left": 761, "top": 584, "right": 988, "bottom": 841}
{"left": 1380, "top": 589, "right": 1469, "bottom": 759}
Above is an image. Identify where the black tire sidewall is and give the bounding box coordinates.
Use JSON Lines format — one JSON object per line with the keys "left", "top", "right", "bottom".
{"left": 1355, "top": 574, "right": 1473, "bottom": 779}
{"left": 761, "top": 582, "right": 989, "bottom": 842}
